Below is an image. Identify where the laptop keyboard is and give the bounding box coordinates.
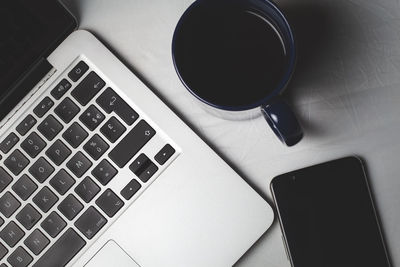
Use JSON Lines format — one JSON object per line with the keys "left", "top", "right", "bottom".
{"left": 0, "top": 60, "right": 177, "bottom": 267}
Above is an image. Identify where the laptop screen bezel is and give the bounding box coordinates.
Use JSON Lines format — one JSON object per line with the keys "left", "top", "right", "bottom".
{"left": 0, "top": 0, "right": 77, "bottom": 122}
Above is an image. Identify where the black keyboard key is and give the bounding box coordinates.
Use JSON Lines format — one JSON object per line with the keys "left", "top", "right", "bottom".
{"left": 0, "top": 192, "right": 21, "bottom": 218}
{"left": 32, "top": 228, "right": 86, "bottom": 267}
{"left": 29, "top": 157, "right": 54, "bottom": 183}
{"left": 115, "top": 100, "right": 139, "bottom": 126}
{"left": 92, "top": 159, "right": 117, "bottom": 185}
{"left": 96, "top": 189, "right": 124, "bottom": 217}
{"left": 0, "top": 132, "right": 19, "bottom": 154}
{"left": 46, "top": 140, "right": 71, "bottom": 166}
{"left": 0, "top": 221, "right": 24, "bottom": 247}
{"left": 4, "top": 150, "right": 29, "bottom": 176}
{"left": 83, "top": 134, "right": 109, "bottom": 160}
{"left": 96, "top": 87, "right": 118, "bottom": 113}
{"left": 68, "top": 61, "right": 89, "bottom": 82}
{"left": 16, "top": 204, "right": 41, "bottom": 230}
{"left": 79, "top": 105, "right": 105, "bottom": 131}
{"left": 121, "top": 179, "right": 141, "bottom": 200}
{"left": 7, "top": 246, "right": 32, "bottom": 267}
{"left": 0, "top": 217, "right": 3, "bottom": 227}
{"left": 12, "top": 175, "right": 37, "bottom": 201}
{"left": 0, "top": 167, "right": 13, "bottom": 193}
{"left": 96, "top": 88, "right": 139, "bottom": 125}
{"left": 24, "top": 229, "right": 49, "bottom": 256}
{"left": 20, "top": 132, "right": 46, "bottom": 158}
{"left": 101, "top": 116, "right": 126, "bottom": 143}
{"left": 37, "top": 115, "right": 63, "bottom": 141}
{"left": 33, "top": 97, "right": 54, "bottom": 118}
{"left": 54, "top": 97, "right": 80, "bottom": 123}
{"left": 62, "top": 122, "right": 88, "bottom": 148}
{"left": 72, "top": 71, "right": 105, "bottom": 106}
{"left": 155, "top": 144, "right": 175, "bottom": 165}
{"left": 0, "top": 242, "right": 7, "bottom": 260}
{"left": 67, "top": 152, "right": 92, "bottom": 178}
{"left": 51, "top": 79, "right": 72, "bottom": 100}
{"left": 109, "top": 120, "right": 156, "bottom": 168}
{"left": 75, "top": 177, "right": 100, "bottom": 203}
{"left": 75, "top": 206, "right": 107, "bottom": 240}
{"left": 129, "top": 153, "right": 150, "bottom": 175}
{"left": 138, "top": 162, "right": 158, "bottom": 183}
{"left": 41, "top": 211, "right": 66, "bottom": 238}
{"left": 50, "top": 169, "right": 75, "bottom": 195}
{"left": 16, "top": 115, "right": 36, "bottom": 136}
{"left": 58, "top": 194, "right": 83, "bottom": 220}
{"left": 33, "top": 186, "right": 58, "bottom": 213}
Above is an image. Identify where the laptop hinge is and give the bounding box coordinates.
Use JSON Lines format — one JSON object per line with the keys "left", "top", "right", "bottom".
{"left": 0, "top": 58, "right": 53, "bottom": 121}
{"left": 0, "top": 58, "right": 54, "bottom": 130}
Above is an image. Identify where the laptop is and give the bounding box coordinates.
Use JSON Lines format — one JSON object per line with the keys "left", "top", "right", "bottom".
{"left": 0, "top": 1, "right": 273, "bottom": 266}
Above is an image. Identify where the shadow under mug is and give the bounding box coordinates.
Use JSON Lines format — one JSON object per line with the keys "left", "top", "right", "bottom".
{"left": 172, "top": 0, "right": 303, "bottom": 146}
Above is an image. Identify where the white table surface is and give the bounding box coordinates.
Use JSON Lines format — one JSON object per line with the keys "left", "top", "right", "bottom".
{"left": 62, "top": 0, "right": 400, "bottom": 266}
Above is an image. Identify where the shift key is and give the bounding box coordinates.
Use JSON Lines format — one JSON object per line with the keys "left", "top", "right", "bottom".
{"left": 109, "top": 120, "right": 155, "bottom": 168}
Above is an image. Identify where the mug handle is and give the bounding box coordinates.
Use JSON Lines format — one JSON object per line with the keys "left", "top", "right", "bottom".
{"left": 261, "top": 97, "right": 303, "bottom": 146}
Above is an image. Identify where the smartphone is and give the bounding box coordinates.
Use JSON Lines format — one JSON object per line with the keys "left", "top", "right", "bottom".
{"left": 270, "top": 157, "right": 391, "bottom": 267}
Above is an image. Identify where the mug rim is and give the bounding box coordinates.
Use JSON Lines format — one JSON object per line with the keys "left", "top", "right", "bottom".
{"left": 172, "top": 0, "right": 297, "bottom": 112}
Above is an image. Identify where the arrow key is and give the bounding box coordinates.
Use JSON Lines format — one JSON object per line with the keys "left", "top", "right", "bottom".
{"left": 121, "top": 179, "right": 141, "bottom": 200}
{"left": 33, "top": 97, "right": 54, "bottom": 118}
{"left": 16, "top": 115, "right": 37, "bottom": 136}
{"left": 155, "top": 144, "right": 175, "bottom": 165}
{"left": 138, "top": 163, "right": 158, "bottom": 183}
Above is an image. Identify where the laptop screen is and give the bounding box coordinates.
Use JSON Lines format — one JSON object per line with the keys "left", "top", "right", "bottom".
{"left": 0, "top": 0, "right": 76, "bottom": 120}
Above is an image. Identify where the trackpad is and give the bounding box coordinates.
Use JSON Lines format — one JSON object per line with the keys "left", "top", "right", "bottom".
{"left": 85, "top": 240, "right": 140, "bottom": 267}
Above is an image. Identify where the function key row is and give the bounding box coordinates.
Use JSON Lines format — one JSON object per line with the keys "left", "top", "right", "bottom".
{"left": 16, "top": 115, "right": 36, "bottom": 137}
{"left": 0, "top": 132, "right": 19, "bottom": 154}
{"left": 51, "top": 79, "right": 72, "bottom": 100}
{"left": 68, "top": 61, "right": 89, "bottom": 83}
{"left": 33, "top": 97, "right": 54, "bottom": 118}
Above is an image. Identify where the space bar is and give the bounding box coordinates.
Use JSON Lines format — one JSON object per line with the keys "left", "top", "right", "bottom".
{"left": 33, "top": 229, "right": 86, "bottom": 267}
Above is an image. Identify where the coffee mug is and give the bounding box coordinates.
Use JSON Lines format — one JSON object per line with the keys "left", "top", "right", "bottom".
{"left": 172, "top": 0, "right": 302, "bottom": 146}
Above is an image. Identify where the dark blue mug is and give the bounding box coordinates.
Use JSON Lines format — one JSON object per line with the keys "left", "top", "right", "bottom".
{"left": 172, "top": 0, "right": 303, "bottom": 146}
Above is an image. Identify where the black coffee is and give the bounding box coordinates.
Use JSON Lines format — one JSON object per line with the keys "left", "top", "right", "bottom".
{"left": 173, "top": 2, "right": 288, "bottom": 108}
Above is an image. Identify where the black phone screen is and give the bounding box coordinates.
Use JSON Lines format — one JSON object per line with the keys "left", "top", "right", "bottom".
{"left": 271, "top": 157, "right": 390, "bottom": 267}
